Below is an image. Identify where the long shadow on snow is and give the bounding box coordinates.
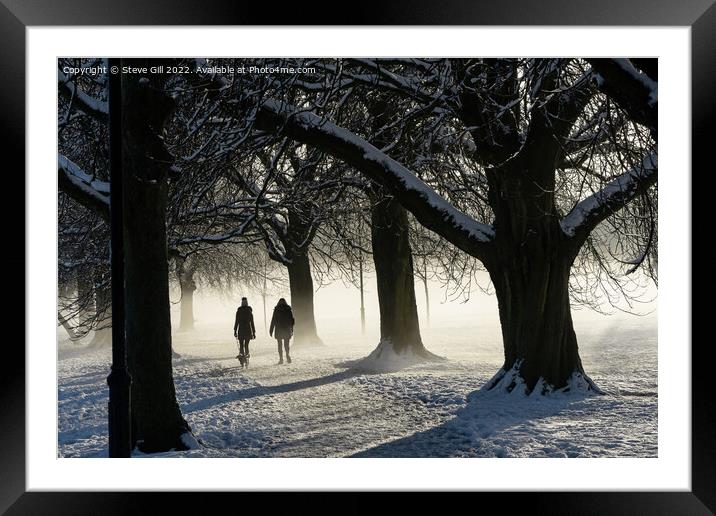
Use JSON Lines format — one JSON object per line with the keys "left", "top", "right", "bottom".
{"left": 350, "top": 387, "right": 597, "bottom": 457}
{"left": 58, "top": 369, "right": 109, "bottom": 388}
{"left": 182, "top": 369, "right": 364, "bottom": 414}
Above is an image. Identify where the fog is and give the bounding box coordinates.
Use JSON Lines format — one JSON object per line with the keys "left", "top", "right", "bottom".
{"left": 171, "top": 271, "right": 658, "bottom": 347}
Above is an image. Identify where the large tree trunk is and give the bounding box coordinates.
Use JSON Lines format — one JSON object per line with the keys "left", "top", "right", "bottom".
{"left": 178, "top": 267, "right": 196, "bottom": 332}
{"left": 482, "top": 161, "right": 598, "bottom": 394}
{"left": 486, "top": 255, "right": 594, "bottom": 393}
{"left": 365, "top": 95, "right": 425, "bottom": 355}
{"left": 286, "top": 252, "right": 322, "bottom": 346}
{"left": 121, "top": 62, "right": 195, "bottom": 453}
{"left": 370, "top": 194, "right": 427, "bottom": 356}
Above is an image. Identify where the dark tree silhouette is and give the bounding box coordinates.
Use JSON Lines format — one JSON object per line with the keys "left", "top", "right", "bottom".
{"left": 119, "top": 60, "right": 197, "bottom": 452}
{"left": 58, "top": 59, "right": 198, "bottom": 452}
{"left": 58, "top": 57, "right": 658, "bottom": 404}
{"left": 247, "top": 58, "right": 657, "bottom": 392}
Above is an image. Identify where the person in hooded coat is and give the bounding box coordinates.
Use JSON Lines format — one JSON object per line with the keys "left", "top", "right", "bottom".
{"left": 234, "top": 297, "right": 256, "bottom": 367}
{"left": 269, "top": 298, "right": 295, "bottom": 364}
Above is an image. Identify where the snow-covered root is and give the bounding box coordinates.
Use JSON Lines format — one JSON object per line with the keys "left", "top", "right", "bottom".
{"left": 341, "top": 339, "right": 445, "bottom": 373}
{"left": 481, "top": 361, "right": 604, "bottom": 397}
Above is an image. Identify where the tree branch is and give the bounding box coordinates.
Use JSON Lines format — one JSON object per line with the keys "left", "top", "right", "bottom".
{"left": 58, "top": 155, "right": 110, "bottom": 221}
{"left": 252, "top": 100, "right": 496, "bottom": 260}
{"left": 561, "top": 153, "right": 657, "bottom": 242}
{"left": 586, "top": 58, "right": 657, "bottom": 139}
{"left": 57, "top": 70, "right": 109, "bottom": 124}
{"left": 519, "top": 68, "right": 597, "bottom": 172}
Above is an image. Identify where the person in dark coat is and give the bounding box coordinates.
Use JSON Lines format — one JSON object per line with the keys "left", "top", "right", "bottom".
{"left": 234, "top": 297, "right": 256, "bottom": 368}
{"left": 269, "top": 298, "right": 294, "bottom": 364}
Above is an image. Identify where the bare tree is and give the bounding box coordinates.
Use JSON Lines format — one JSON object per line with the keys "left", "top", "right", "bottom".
{"left": 60, "top": 57, "right": 658, "bottom": 402}
{"left": 243, "top": 58, "right": 657, "bottom": 392}
{"left": 59, "top": 58, "right": 198, "bottom": 451}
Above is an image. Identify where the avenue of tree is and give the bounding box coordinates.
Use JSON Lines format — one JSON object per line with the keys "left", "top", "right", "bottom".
{"left": 58, "top": 57, "right": 658, "bottom": 450}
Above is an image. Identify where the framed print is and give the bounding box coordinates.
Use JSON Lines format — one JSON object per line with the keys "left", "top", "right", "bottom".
{"left": 3, "top": 0, "right": 713, "bottom": 513}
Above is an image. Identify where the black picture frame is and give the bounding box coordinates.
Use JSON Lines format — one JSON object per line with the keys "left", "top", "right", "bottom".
{"left": 3, "top": 0, "right": 712, "bottom": 513}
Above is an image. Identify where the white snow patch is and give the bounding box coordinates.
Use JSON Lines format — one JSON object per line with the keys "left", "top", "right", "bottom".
{"left": 342, "top": 339, "right": 444, "bottom": 373}
{"left": 58, "top": 317, "right": 657, "bottom": 458}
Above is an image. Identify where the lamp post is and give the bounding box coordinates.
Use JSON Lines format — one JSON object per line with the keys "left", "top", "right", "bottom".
{"left": 106, "top": 58, "right": 132, "bottom": 457}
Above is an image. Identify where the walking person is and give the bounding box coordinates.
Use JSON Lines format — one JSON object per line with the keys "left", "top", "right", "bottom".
{"left": 269, "top": 298, "right": 295, "bottom": 365}
{"left": 234, "top": 297, "right": 256, "bottom": 368}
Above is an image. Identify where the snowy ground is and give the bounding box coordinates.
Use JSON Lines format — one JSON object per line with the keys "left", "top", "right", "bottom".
{"left": 58, "top": 312, "right": 657, "bottom": 458}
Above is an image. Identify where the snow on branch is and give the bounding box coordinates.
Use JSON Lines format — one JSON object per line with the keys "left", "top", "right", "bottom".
{"left": 169, "top": 214, "right": 257, "bottom": 249}
{"left": 58, "top": 70, "right": 109, "bottom": 123}
{"left": 254, "top": 100, "right": 495, "bottom": 258}
{"left": 560, "top": 153, "right": 657, "bottom": 239}
{"left": 58, "top": 155, "right": 110, "bottom": 220}
{"left": 586, "top": 59, "right": 657, "bottom": 138}
{"left": 612, "top": 59, "right": 658, "bottom": 105}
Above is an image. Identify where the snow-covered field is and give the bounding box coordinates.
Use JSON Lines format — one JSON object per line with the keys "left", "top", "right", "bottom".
{"left": 58, "top": 311, "right": 657, "bottom": 458}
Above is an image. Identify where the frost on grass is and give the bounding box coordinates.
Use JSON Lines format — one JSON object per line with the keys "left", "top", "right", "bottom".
{"left": 341, "top": 339, "right": 445, "bottom": 373}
